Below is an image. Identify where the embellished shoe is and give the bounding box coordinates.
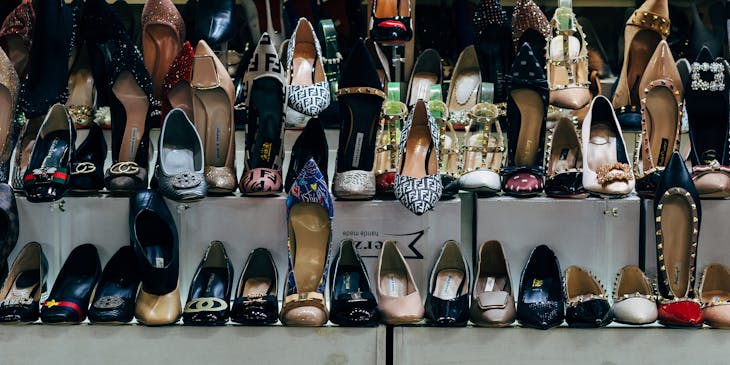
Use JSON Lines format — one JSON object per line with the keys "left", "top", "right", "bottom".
{"left": 22, "top": 104, "right": 75, "bottom": 203}
{"left": 698, "top": 264, "right": 730, "bottom": 328}
{"left": 634, "top": 40, "right": 682, "bottom": 197}
{"left": 161, "top": 41, "right": 194, "bottom": 122}
{"left": 377, "top": 240, "right": 424, "bottom": 325}
{"left": 183, "top": 241, "right": 234, "bottom": 325}
{"left": 510, "top": 0, "right": 550, "bottom": 67}
{"left": 564, "top": 266, "right": 612, "bottom": 328}
{"left": 394, "top": 100, "right": 442, "bottom": 215}
{"left": 230, "top": 248, "right": 278, "bottom": 325}
{"left": 545, "top": 114, "right": 586, "bottom": 198}
{"left": 546, "top": 5, "right": 591, "bottom": 110}
{"left": 425, "top": 240, "right": 470, "bottom": 327}
{"left": 284, "top": 118, "right": 328, "bottom": 192}
{"left": 374, "top": 97, "right": 406, "bottom": 196}
{"left": 445, "top": 45, "right": 481, "bottom": 127}
{"left": 472, "top": 0, "right": 511, "bottom": 103}
{"left": 369, "top": 0, "right": 412, "bottom": 45}
{"left": 41, "top": 244, "right": 101, "bottom": 324}
{"left": 330, "top": 239, "right": 379, "bottom": 327}
{"left": 280, "top": 159, "right": 333, "bottom": 327}
{"left": 406, "top": 49, "right": 442, "bottom": 107}
{"left": 88, "top": 246, "right": 140, "bottom": 324}
{"left": 0, "top": 0, "right": 33, "bottom": 77}
{"left": 69, "top": 120, "right": 107, "bottom": 193}
{"left": 286, "top": 18, "right": 330, "bottom": 117}
{"left": 612, "top": 265, "right": 657, "bottom": 325}
{"left": 502, "top": 43, "right": 548, "bottom": 197}
{"left": 687, "top": 47, "right": 730, "bottom": 198}
{"left": 0, "top": 242, "right": 46, "bottom": 323}
{"left": 142, "top": 0, "right": 185, "bottom": 100}
{"left": 65, "top": 50, "right": 97, "bottom": 130}
{"left": 516, "top": 244, "right": 564, "bottom": 330}
{"left": 457, "top": 103, "right": 504, "bottom": 195}
{"left": 239, "top": 33, "right": 286, "bottom": 196}
{"left": 470, "top": 240, "right": 515, "bottom": 327}
{"left": 155, "top": 108, "right": 207, "bottom": 202}
{"left": 0, "top": 48, "right": 20, "bottom": 184}
{"left": 655, "top": 151, "right": 703, "bottom": 328}
{"left": 332, "top": 39, "right": 384, "bottom": 200}
{"left": 581, "top": 96, "right": 634, "bottom": 197}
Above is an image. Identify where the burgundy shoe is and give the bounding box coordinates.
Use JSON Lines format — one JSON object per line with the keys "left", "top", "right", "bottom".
{"left": 0, "top": 0, "right": 33, "bottom": 77}
{"left": 160, "top": 40, "right": 194, "bottom": 123}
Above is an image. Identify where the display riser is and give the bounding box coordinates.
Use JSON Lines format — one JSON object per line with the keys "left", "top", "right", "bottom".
{"left": 475, "top": 196, "right": 641, "bottom": 287}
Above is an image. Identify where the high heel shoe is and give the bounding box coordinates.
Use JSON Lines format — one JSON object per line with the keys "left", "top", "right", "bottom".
{"left": 239, "top": 33, "right": 286, "bottom": 196}
{"left": 511, "top": 0, "right": 549, "bottom": 67}
{"left": 0, "top": 48, "right": 19, "bottom": 184}
{"left": 330, "top": 239, "right": 379, "bottom": 326}
{"left": 545, "top": 115, "right": 586, "bottom": 198}
{"left": 41, "top": 244, "right": 101, "bottom": 324}
{"left": 192, "top": 40, "right": 237, "bottom": 194}
{"left": 332, "top": 39, "right": 385, "bottom": 200}
{"left": 687, "top": 47, "right": 730, "bottom": 198}
{"left": 230, "top": 248, "right": 278, "bottom": 325}
{"left": 142, "top": 0, "right": 185, "bottom": 100}
{"left": 183, "top": 241, "right": 233, "bottom": 325}
{"left": 0, "top": 0, "right": 34, "bottom": 78}
{"left": 634, "top": 40, "right": 682, "bottom": 197}
{"left": 286, "top": 18, "right": 330, "bottom": 117}
{"left": 22, "top": 104, "right": 75, "bottom": 203}
{"left": 578, "top": 16, "right": 613, "bottom": 79}
{"left": 280, "top": 159, "right": 333, "bottom": 327}
{"left": 11, "top": 114, "right": 41, "bottom": 191}
{"left": 611, "top": 265, "right": 657, "bottom": 325}
{"left": 66, "top": 49, "right": 97, "bottom": 130}
{"left": 155, "top": 108, "right": 207, "bottom": 202}
{"left": 698, "top": 264, "right": 730, "bottom": 328}
{"left": 0, "top": 242, "right": 46, "bottom": 323}
{"left": 284, "top": 118, "right": 328, "bottom": 192}
{"left": 189, "top": 0, "right": 236, "bottom": 47}
{"left": 374, "top": 97, "right": 406, "bottom": 196}
{"left": 87, "top": 246, "right": 140, "bottom": 324}
{"left": 130, "top": 189, "right": 181, "bottom": 326}
{"left": 394, "top": 100, "right": 442, "bottom": 215}
{"left": 446, "top": 46, "right": 481, "bottom": 126}
{"left": 581, "top": 96, "right": 634, "bottom": 197}
{"left": 370, "top": 0, "right": 412, "bottom": 45}
{"left": 365, "top": 37, "right": 390, "bottom": 87}
{"left": 470, "top": 240, "right": 515, "bottom": 327}
{"left": 457, "top": 103, "right": 504, "bottom": 195}
{"left": 69, "top": 121, "right": 107, "bottom": 193}
{"left": 564, "top": 266, "right": 612, "bottom": 328}
{"left": 161, "top": 41, "right": 194, "bottom": 122}
{"left": 516, "top": 244, "right": 564, "bottom": 330}
{"left": 655, "top": 151, "right": 703, "bottom": 328}
{"left": 612, "top": 0, "right": 669, "bottom": 130}
{"left": 377, "top": 240, "right": 424, "bottom": 325}
{"left": 546, "top": 5, "right": 591, "bottom": 110}
{"left": 472, "top": 0, "right": 511, "bottom": 103}
{"left": 0, "top": 183, "right": 18, "bottom": 283}
{"left": 406, "top": 49, "right": 442, "bottom": 107}
{"left": 502, "top": 43, "right": 548, "bottom": 197}
{"left": 425, "top": 240, "right": 470, "bottom": 327}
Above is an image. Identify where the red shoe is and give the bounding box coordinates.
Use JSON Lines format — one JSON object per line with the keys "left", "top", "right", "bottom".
{"left": 658, "top": 300, "right": 704, "bottom": 328}
{"left": 0, "top": 0, "right": 34, "bottom": 77}
{"left": 160, "top": 41, "right": 194, "bottom": 124}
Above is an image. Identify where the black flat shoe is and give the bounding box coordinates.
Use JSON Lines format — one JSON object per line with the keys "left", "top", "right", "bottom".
{"left": 230, "top": 248, "right": 278, "bottom": 325}
{"left": 564, "top": 266, "right": 612, "bottom": 328}
{"left": 88, "top": 246, "right": 140, "bottom": 324}
{"left": 41, "top": 243, "right": 101, "bottom": 324}
{"left": 472, "top": 0, "right": 511, "bottom": 103}
{"left": 516, "top": 244, "right": 564, "bottom": 329}
{"left": 70, "top": 121, "right": 107, "bottom": 193}
{"left": 425, "top": 240, "right": 470, "bottom": 327}
{"left": 188, "top": 0, "right": 236, "bottom": 47}
{"left": 0, "top": 183, "right": 19, "bottom": 282}
{"left": 22, "top": 104, "right": 75, "bottom": 202}
{"left": 183, "top": 241, "right": 233, "bottom": 325}
{"left": 330, "top": 240, "right": 379, "bottom": 327}
{"left": 130, "top": 189, "right": 181, "bottom": 326}
{"left": 284, "top": 118, "right": 329, "bottom": 192}
{"left": 0, "top": 242, "right": 46, "bottom": 323}
{"left": 17, "top": 0, "right": 77, "bottom": 119}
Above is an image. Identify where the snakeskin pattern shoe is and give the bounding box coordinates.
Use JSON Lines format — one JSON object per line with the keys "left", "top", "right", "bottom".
{"left": 155, "top": 108, "right": 207, "bottom": 202}
{"left": 286, "top": 18, "right": 330, "bottom": 117}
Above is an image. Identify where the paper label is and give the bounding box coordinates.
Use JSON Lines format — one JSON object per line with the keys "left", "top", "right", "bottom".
{"left": 485, "top": 277, "right": 496, "bottom": 292}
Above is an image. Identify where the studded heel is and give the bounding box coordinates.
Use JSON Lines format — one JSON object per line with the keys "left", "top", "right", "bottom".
{"left": 546, "top": 5, "right": 591, "bottom": 110}
{"left": 374, "top": 95, "right": 406, "bottom": 196}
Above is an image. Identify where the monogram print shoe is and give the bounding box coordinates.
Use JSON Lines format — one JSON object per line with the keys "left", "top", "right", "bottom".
{"left": 394, "top": 100, "right": 442, "bottom": 215}
{"left": 286, "top": 18, "right": 330, "bottom": 117}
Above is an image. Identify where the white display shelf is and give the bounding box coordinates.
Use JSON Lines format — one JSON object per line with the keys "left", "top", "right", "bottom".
{"left": 0, "top": 324, "right": 386, "bottom": 365}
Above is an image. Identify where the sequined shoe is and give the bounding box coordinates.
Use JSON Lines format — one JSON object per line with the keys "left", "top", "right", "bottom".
{"left": 511, "top": 0, "right": 549, "bottom": 67}
{"left": 161, "top": 40, "right": 194, "bottom": 123}
{"left": 0, "top": 0, "right": 34, "bottom": 77}
{"left": 142, "top": 0, "right": 185, "bottom": 100}
{"left": 0, "top": 48, "right": 20, "bottom": 184}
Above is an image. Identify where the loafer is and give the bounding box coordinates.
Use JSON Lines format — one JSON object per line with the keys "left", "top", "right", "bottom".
{"left": 155, "top": 108, "right": 207, "bottom": 202}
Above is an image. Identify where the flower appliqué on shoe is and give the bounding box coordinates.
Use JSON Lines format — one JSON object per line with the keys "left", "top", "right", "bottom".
{"left": 596, "top": 162, "right": 633, "bottom": 185}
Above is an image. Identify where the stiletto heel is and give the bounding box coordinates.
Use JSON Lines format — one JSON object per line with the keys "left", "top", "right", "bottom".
{"left": 286, "top": 18, "right": 330, "bottom": 117}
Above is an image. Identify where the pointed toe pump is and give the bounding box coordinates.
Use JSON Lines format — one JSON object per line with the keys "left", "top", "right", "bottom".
{"left": 0, "top": 48, "right": 20, "bottom": 184}
{"left": 330, "top": 240, "right": 379, "bottom": 326}
{"left": 22, "top": 104, "right": 76, "bottom": 203}
{"left": 286, "top": 18, "right": 330, "bottom": 117}
{"left": 370, "top": 0, "right": 412, "bottom": 45}
{"left": 192, "top": 40, "right": 237, "bottom": 194}
{"left": 446, "top": 46, "right": 481, "bottom": 126}
{"left": 425, "top": 241, "right": 470, "bottom": 327}
{"left": 0, "top": 0, "right": 34, "bottom": 78}
{"left": 581, "top": 96, "right": 634, "bottom": 197}
{"left": 655, "top": 152, "right": 703, "bottom": 328}
{"left": 406, "top": 49, "right": 442, "bottom": 107}
{"left": 612, "top": 265, "right": 657, "bottom": 325}
{"left": 332, "top": 39, "right": 385, "bottom": 200}
{"left": 377, "top": 240, "right": 424, "bottom": 325}
{"left": 0, "top": 242, "right": 46, "bottom": 323}
{"left": 545, "top": 116, "right": 586, "bottom": 198}
{"left": 161, "top": 41, "right": 194, "bottom": 121}
{"left": 239, "top": 33, "right": 286, "bottom": 196}
{"left": 69, "top": 121, "right": 107, "bottom": 193}
{"left": 502, "top": 43, "right": 548, "bottom": 197}
{"left": 511, "top": 0, "right": 550, "bottom": 67}
{"left": 612, "top": 0, "right": 670, "bottom": 130}
{"left": 687, "top": 47, "right": 730, "bottom": 198}
{"left": 130, "top": 189, "right": 181, "bottom": 326}
{"left": 394, "top": 100, "right": 442, "bottom": 215}
{"left": 183, "top": 241, "right": 234, "bottom": 325}
{"left": 142, "top": 0, "right": 185, "bottom": 100}
{"left": 634, "top": 40, "right": 682, "bottom": 197}
{"left": 470, "top": 240, "right": 515, "bottom": 327}
{"left": 41, "top": 244, "right": 101, "bottom": 324}
{"left": 516, "top": 245, "right": 564, "bottom": 329}
{"left": 231, "top": 248, "right": 279, "bottom": 325}
{"left": 284, "top": 118, "right": 328, "bottom": 192}
{"left": 564, "top": 266, "right": 612, "bottom": 328}
{"left": 155, "top": 108, "right": 206, "bottom": 202}
{"left": 280, "top": 159, "right": 333, "bottom": 327}
{"left": 546, "top": 5, "right": 591, "bottom": 110}
{"left": 699, "top": 264, "right": 730, "bottom": 328}
{"left": 88, "top": 246, "right": 140, "bottom": 324}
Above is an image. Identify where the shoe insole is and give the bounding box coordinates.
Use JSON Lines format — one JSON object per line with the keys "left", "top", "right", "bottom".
{"left": 112, "top": 71, "right": 149, "bottom": 162}
{"left": 290, "top": 203, "right": 330, "bottom": 293}
{"left": 587, "top": 122, "right": 618, "bottom": 173}
{"left": 334, "top": 269, "right": 363, "bottom": 297}
{"left": 511, "top": 89, "right": 544, "bottom": 166}
{"left": 168, "top": 82, "right": 193, "bottom": 118}
{"left": 701, "top": 290, "right": 730, "bottom": 303}
{"left": 475, "top": 275, "right": 507, "bottom": 293}
{"left": 40, "top": 132, "right": 69, "bottom": 170}
{"left": 434, "top": 269, "right": 464, "bottom": 300}
{"left": 408, "top": 73, "right": 438, "bottom": 105}
{"left": 249, "top": 78, "right": 284, "bottom": 168}
{"left": 380, "top": 271, "right": 407, "bottom": 297}
{"left": 291, "top": 42, "right": 315, "bottom": 86}
{"left": 644, "top": 86, "right": 678, "bottom": 169}
{"left": 566, "top": 272, "right": 601, "bottom": 299}
{"left": 242, "top": 277, "right": 272, "bottom": 297}
{"left": 617, "top": 267, "right": 651, "bottom": 296}
{"left": 3, "top": 270, "right": 40, "bottom": 303}
{"left": 193, "top": 87, "right": 232, "bottom": 167}
{"left": 448, "top": 70, "right": 480, "bottom": 111}
{"left": 190, "top": 267, "right": 227, "bottom": 301}
{"left": 374, "top": 0, "right": 407, "bottom": 18}
{"left": 66, "top": 69, "right": 94, "bottom": 108}
{"left": 627, "top": 30, "right": 661, "bottom": 106}
{"left": 401, "top": 123, "right": 435, "bottom": 178}
{"left": 339, "top": 94, "right": 380, "bottom": 171}
{"left": 549, "top": 35, "right": 581, "bottom": 87}
{"left": 144, "top": 24, "right": 179, "bottom": 98}
{"left": 661, "top": 195, "right": 692, "bottom": 297}
{"left": 162, "top": 148, "right": 194, "bottom": 174}
{"left": 550, "top": 143, "right": 579, "bottom": 174}
{"left": 523, "top": 277, "right": 552, "bottom": 303}
{"left": 5, "top": 35, "right": 28, "bottom": 75}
